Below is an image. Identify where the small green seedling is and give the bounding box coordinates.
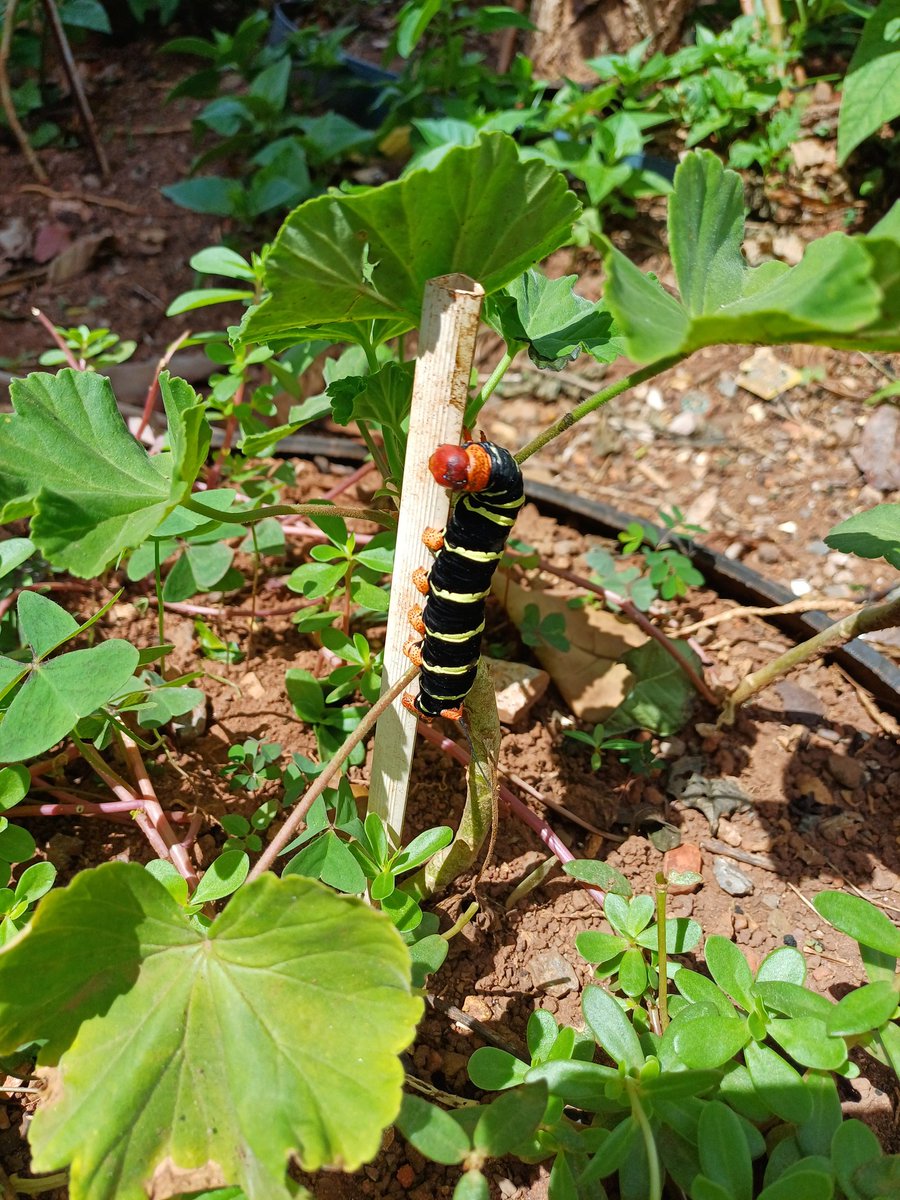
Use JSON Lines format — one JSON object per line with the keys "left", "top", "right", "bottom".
{"left": 0, "top": 860, "right": 56, "bottom": 946}
{"left": 147, "top": 849, "right": 248, "bottom": 930}
{"left": 39, "top": 324, "right": 136, "bottom": 370}
{"left": 565, "top": 722, "right": 659, "bottom": 774}
{"left": 521, "top": 602, "right": 570, "bottom": 651}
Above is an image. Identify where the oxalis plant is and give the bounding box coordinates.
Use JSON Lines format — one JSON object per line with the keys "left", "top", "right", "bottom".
{"left": 0, "top": 134, "right": 898, "bottom": 1199}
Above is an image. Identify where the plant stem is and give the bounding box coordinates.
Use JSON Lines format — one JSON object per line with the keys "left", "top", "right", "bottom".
{"left": 655, "top": 875, "right": 669, "bottom": 1032}
{"left": 135, "top": 330, "right": 190, "bottom": 440}
{"left": 625, "top": 1079, "right": 662, "bottom": 1200}
{"left": 246, "top": 663, "right": 420, "bottom": 882}
{"left": 722, "top": 592, "right": 900, "bottom": 723}
{"left": 416, "top": 722, "right": 605, "bottom": 909}
{"left": 30, "top": 307, "right": 79, "bottom": 368}
{"left": 184, "top": 496, "right": 396, "bottom": 528}
{"left": 154, "top": 539, "right": 165, "bottom": 647}
{"left": 471, "top": 348, "right": 514, "bottom": 421}
{"left": 506, "top": 551, "right": 719, "bottom": 707}
{"left": 514, "top": 356, "right": 685, "bottom": 465}
{"left": 119, "top": 732, "right": 200, "bottom": 889}
{"left": 0, "top": 0, "right": 48, "bottom": 183}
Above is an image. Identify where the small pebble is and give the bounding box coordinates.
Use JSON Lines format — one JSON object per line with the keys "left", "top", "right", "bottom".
{"left": 713, "top": 856, "right": 754, "bottom": 896}
{"left": 527, "top": 951, "right": 579, "bottom": 996}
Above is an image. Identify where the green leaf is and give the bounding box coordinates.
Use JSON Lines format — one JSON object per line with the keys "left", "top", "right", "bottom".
{"left": 705, "top": 935, "right": 755, "bottom": 1009}
{"left": 635, "top": 917, "right": 702, "bottom": 954}
{"left": 0, "top": 823, "right": 36, "bottom": 865}
{"left": 453, "top": 1170, "right": 490, "bottom": 1200}
{"left": 467, "top": 1046, "right": 529, "bottom": 1090}
{"left": 832, "top": 1119, "right": 882, "bottom": 1200}
{"left": 756, "top": 945, "right": 807, "bottom": 986}
{"left": 396, "top": 1094, "right": 470, "bottom": 1165}
{"left": 166, "top": 287, "right": 255, "bottom": 317}
{"left": 484, "top": 268, "right": 623, "bottom": 368}
{"left": 283, "top": 831, "right": 367, "bottom": 894}
{"left": 582, "top": 984, "right": 644, "bottom": 1070}
{"left": 0, "top": 371, "right": 209, "bottom": 577}
{"left": 391, "top": 827, "right": 454, "bottom": 873}
{"left": 672, "top": 1012, "right": 751, "bottom": 1068}
{"left": 0, "top": 538, "right": 34, "bottom": 579}
{"left": 473, "top": 1080, "right": 547, "bottom": 1156}
{"left": 691, "top": 1177, "right": 733, "bottom": 1200}
{"left": 813, "top": 890, "right": 900, "bottom": 957}
{"left": 758, "top": 1171, "right": 834, "bottom": 1200}
{"left": 0, "top": 864, "right": 421, "bottom": 1197}
{"left": 162, "top": 176, "right": 244, "bottom": 217}
{"left": 825, "top": 505, "right": 900, "bottom": 570}
{"left": 767, "top": 1018, "right": 848, "bottom": 1070}
{"left": 604, "top": 638, "right": 701, "bottom": 736}
{"left": 239, "top": 134, "right": 580, "bottom": 347}
{"left": 0, "top": 594, "right": 139, "bottom": 762}
{"left": 190, "top": 850, "right": 249, "bottom": 905}
{"left": 698, "top": 1100, "right": 752, "bottom": 1200}
{"left": 668, "top": 151, "right": 746, "bottom": 317}
{"left": 838, "top": 0, "right": 900, "bottom": 163}
{"left": 14, "top": 862, "right": 56, "bottom": 906}
{"left": 576, "top": 930, "right": 628, "bottom": 965}
{"left": 189, "top": 247, "right": 255, "bottom": 281}
{"left": 675, "top": 967, "right": 739, "bottom": 1017}
{"left": 825, "top": 980, "right": 900, "bottom": 1036}
{"left": 284, "top": 670, "right": 325, "bottom": 723}
{"left": 744, "top": 1040, "right": 811, "bottom": 1124}
{"left": 605, "top": 151, "right": 900, "bottom": 362}
{"left": 0, "top": 766, "right": 30, "bottom": 812}
{"left": 563, "top": 859, "right": 632, "bottom": 896}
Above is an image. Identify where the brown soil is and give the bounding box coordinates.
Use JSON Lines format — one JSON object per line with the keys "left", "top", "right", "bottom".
{"left": 0, "top": 26, "right": 898, "bottom": 1200}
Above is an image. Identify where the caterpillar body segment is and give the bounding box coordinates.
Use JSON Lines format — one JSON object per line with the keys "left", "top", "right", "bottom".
{"left": 406, "top": 442, "right": 524, "bottom": 721}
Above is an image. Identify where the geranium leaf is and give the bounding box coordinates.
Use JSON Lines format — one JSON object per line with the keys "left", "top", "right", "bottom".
{"left": 0, "top": 864, "right": 421, "bottom": 1200}
{"left": 0, "top": 370, "right": 210, "bottom": 577}
{"left": 239, "top": 133, "right": 580, "bottom": 347}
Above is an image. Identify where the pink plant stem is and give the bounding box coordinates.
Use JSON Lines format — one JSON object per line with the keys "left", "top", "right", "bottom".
{"left": 135, "top": 330, "right": 191, "bottom": 441}
{"left": 322, "top": 460, "right": 378, "bottom": 500}
{"left": 507, "top": 553, "right": 719, "bottom": 708}
{"left": 179, "top": 812, "right": 203, "bottom": 852}
{"left": 151, "top": 597, "right": 318, "bottom": 618}
{"left": 31, "top": 306, "right": 81, "bottom": 368}
{"left": 0, "top": 581, "right": 96, "bottom": 620}
{"left": 120, "top": 734, "right": 199, "bottom": 888}
{"left": 415, "top": 722, "right": 605, "bottom": 909}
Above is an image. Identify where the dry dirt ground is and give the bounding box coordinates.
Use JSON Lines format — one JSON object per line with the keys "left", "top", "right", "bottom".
{"left": 0, "top": 29, "right": 898, "bottom": 1200}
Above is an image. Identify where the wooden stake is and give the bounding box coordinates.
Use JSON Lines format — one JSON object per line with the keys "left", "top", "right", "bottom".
{"left": 367, "top": 274, "right": 485, "bottom": 842}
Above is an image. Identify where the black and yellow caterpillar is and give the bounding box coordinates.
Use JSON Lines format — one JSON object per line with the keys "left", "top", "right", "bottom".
{"left": 403, "top": 441, "right": 524, "bottom": 720}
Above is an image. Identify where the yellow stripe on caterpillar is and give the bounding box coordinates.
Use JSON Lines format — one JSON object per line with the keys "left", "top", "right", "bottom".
{"left": 429, "top": 584, "right": 492, "bottom": 603}
{"left": 461, "top": 497, "right": 517, "bottom": 526}
{"left": 422, "top": 660, "right": 479, "bottom": 676}
{"left": 427, "top": 620, "right": 486, "bottom": 643}
{"left": 443, "top": 540, "right": 503, "bottom": 562}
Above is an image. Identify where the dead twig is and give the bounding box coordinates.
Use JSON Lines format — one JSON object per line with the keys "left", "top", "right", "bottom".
{"left": 677, "top": 596, "right": 857, "bottom": 637}
{"left": 0, "top": 0, "right": 48, "bottom": 182}
{"left": 701, "top": 838, "right": 778, "bottom": 871}
{"left": 20, "top": 183, "right": 141, "bottom": 214}
{"left": 40, "top": 0, "right": 110, "bottom": 177}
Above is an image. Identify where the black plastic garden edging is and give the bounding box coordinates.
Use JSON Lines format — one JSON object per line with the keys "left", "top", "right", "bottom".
{"left": 272, "top": 430, "right": 900, "bottom": 719}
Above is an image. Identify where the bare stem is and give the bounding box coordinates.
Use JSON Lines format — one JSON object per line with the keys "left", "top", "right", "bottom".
{"left": 31, "top": 308, "right": 79, "bottom": 368}
{"left": 416, "top": 722, "right": 605, "bottom": 909}
{"left": 722, "top": 592, "right": 900, "bottom": 723}
{"left": 514, "top": 356, "right": 685, "bottom": 465}
{"left": 119, "top": 733, "right": 199, "bottom": 888}
{"left": 246, "top": 663, "right": 420, "bottom": 882}
{"left": 136, "top": 331, "right": 190, "bottom": 440}
{"left": 505, "top": 552, "right": 719, "bottom": 707}
{"left": 0, "top": 0, "right": 48, "bottom": 182}
{"left": 184, "top": 496, "right": 396, "bottom": 528}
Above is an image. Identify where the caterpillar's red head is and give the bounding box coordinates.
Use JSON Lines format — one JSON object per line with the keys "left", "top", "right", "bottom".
{"left": 429, "top": 443, "right": 492, "bottom": 492}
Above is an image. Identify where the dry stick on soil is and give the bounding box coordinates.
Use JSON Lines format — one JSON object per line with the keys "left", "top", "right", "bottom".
{"left": 700, "top": 838, "right": 778, "bottom": 871}
{"left": 246, "top": 663, "right": 420, "bottom": 883}
{"left": 721, "top": 592, "right": 900, "bottom": 723}
{"left": 40, "top": 0, "right": 110, "bottom": 177}
{"left": 19, "top": 183, "right": 143, "bottom": 214}
{"left": 677, "top": 596, "right": 858, "bottom": 637}
{"left": 416, "top": 722, "right": 605, "bottom": 910}
{"left": 367, "top": 274, "right": 485, "bottom": 842}
{"left": 0, "top": 0, "right": 48, "bottom": 182}
{"left": 505, "top": 551, "right": 719, "bottom": 707}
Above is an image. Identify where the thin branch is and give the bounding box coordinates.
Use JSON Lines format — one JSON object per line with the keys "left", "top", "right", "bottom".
{"left": 416, "top": 722, "right": 605, "bottom": 909}
{"left": 676, "top": 596, "right": 857, "bottom": 637}
{"left": 120, "top": 733, "right": 199, "bottom": 888}
{"left": 722, "top": 593, "right": 900, "bottom": 722}
{"left": 504, "top": 552, "right": 719, "bottom": 707}
{"left": 514, "top": 356, "right": 685, "bottom": 464}
{"left": 135, "top": 330, "right": 191, "bottom": 440}
{"left": 246, "top": 663, "right": 420, "bottom": 882}
{"left": 184, "top": 496, "right": 396, "bottom": 528}
{"left": 40, "top": 0, "right": 110, "bottom": 177}
{"left": 31, "top": 307, "right": 79, "bottom": 368}
{"left": 0, "top": 0, "right": 48, "bottom": 182}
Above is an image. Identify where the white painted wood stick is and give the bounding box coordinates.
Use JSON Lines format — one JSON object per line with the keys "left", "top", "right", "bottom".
{"left": 367, "top": 274, "right": 485, "bottom": 843}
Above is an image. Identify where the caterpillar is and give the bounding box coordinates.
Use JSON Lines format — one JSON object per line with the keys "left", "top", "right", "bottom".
{"left": 402, "top": 441, "right": 524, "bottom": 720}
